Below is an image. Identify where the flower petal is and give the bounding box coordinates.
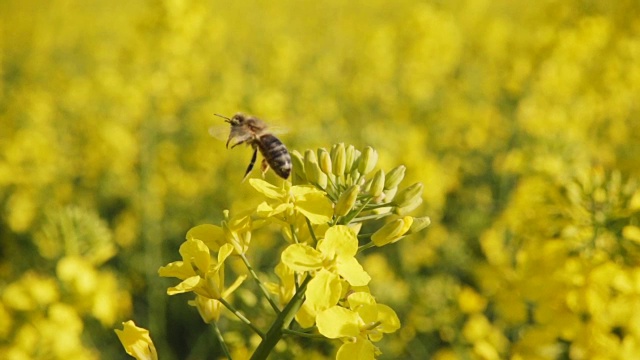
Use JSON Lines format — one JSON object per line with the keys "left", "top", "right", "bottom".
{"left": 319, "top": 225, "right": 358, "bottom": 258}
{"left": 179, "top": 239, "right": 211, "bottom": 275}
{"left": 157, "top": 260, "right": 192, "bottom": 279}
{"left": 115, "top": 320, "right": 158, "bottom": 360}
{"left": 166, "top": 275, "right": 202, "bottom": 295}
{"left": 306, "top": 269, "right": 342, "bottom": 311}
{"left": 186, "top": 224, "right": 225, "bottom": 252}
{"left": 336, "top": 337, "right": 376, "bottom": 360}
{"left": 249, "top": 178, "right": 284, "bottom": 199}
{"left": 316, "top": 306, "right": 361, "bottom": 339}
{"left": 295, "top": 191, "right": 333, "bottom": 224}
{"left": 337, "top": 257, "right": 371, "bottom": 286}
{"left": 348, "top": 292, "right": 377, "bottom": 324}
{"left": 281, "top": 244, "right": 324, "bottom": 272}
{"left": 376, "top": 304, "right": 401, "bottom": 333}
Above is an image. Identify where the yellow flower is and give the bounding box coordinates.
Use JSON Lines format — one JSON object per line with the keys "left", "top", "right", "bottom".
{"left": 114, "top": 320, "right": 158, "bottom": 360}
{"left": 250, "top": 178, "right": 333, "bottom": 225}
{"left": 158, "top": 239, "right": 237, "bottom": 299}
{"left": 282, "top": 225, "right": 371, "bottom": 285}
{"left": 281, "top": 225, "right": 371, "bottom": 319}
{"left": 186, "top": 209, "right": 253, "bottom": 254}
{"left": 316, "top": 292, "right": 400, "bottom": 360}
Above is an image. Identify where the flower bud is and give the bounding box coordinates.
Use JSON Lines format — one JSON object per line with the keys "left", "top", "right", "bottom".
{"left": 304, "top": 150, "right": 324, "bottom": 187}
{"left": 318, "top": 148, "right": 332, "bottom": 174}
{"left": 385, "top": 165, "right": 406, "bottom": 190}
{"left": 369, "top": 169, "right": 385, "bottom": 198}
{"left": 393, "top": 182, "right": 423, "bottom": 215}
{"left": 371, "top": 216, "right": 413, "bottom": 247}
{"left": 394, "top": 183, "right": 423, "bottom": 208}
{"left": 358, "top": 146, "right": 378, "bottom": 175}
{"left": 335, "top": 185, "right": 360, "bottom": 216}
{"left": 345, "top": 145, "right": 358, "bottom": 173}
{"left": 193, "top": 295, "right": 221, "bottom": 323}
{"left": 290, "top": 150, "right": 306, "bottom": 184}
{"left": 383, "top": 187, "right": 397, "bottom": 202}
{"left": 331, "top": 143, "right": 346, "bottom": 176}
{"left": 409, "top": 216, "right": 431, "bottom": 233}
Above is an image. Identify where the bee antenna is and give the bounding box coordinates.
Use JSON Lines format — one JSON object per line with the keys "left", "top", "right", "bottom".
{"left": 214, "top": 113, "right": 232, "bottom": 122}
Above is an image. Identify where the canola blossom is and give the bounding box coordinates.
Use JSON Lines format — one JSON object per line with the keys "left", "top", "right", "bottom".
{"left": 149, "top": 144, "right": 428, "bottom": 359}
{"left": 2, "top": 1, "right": 640, "bottom": 359}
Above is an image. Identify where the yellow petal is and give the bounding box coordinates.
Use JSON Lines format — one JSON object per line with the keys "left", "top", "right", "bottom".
{"left": 158, "top": 260, "right": 193, "bottom": 279}
{"left": 256, "top": 202, "right": 274, "bottom": 217}
{"left": 348, "top": 292, "right": 377, "bottom": 323}
{"left": 337, "top": 257, "right": 371, "bottom": 287}
{"left": 186, "top": 224, "right": 225, "bottom": 252}
{"left": 295, "top": 191, "right": 333, "bottom": 224}
{"left": 179, "top": 239, "right": 211, "bottom": 275}
{"left": 316, "top": 306, "right": 361, "bottom": 339}
{"left": 296, "top": 301, "right": 317, "bottom": 329}
{"left": 376, "top": 304, "right": 400, "bottom": 333}
{"left": 306, "top": 269, "right": 342, "bottom": 311}
{"left": 336, "top": 338, "right": 376, "bottom": 360}
{"left": 217, "top": 243, "right": 234, "bottom": 265}
{"left": 249, "top": 178, "right": 285, "bottom": 199}
{"left": 114, "top": 320, "right": 158, "bottom": 360}
{"left": 319, "top": 225, "right": 358, "bottom": 258}
{"left": 281, "top": 244, "right": 324, "bottom": 272}
{"left": 167, "top": 276, "right": 202, "bottom": 295}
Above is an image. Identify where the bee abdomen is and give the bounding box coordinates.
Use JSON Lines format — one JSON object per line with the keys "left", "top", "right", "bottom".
{"left": 258, "top": 134, "right": 292, "bottom": 179}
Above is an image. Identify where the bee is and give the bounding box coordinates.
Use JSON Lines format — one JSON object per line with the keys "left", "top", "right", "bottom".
{"left": 213, "top": 113, "right": 292, "bottom": 181}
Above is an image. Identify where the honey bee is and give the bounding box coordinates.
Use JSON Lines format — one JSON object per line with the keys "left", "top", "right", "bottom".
{"left": 213, "top": 113, "right": 292, "bottom": 181}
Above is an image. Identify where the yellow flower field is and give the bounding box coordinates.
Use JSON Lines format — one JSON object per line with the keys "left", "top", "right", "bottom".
{"left": 1, "top": 0, "right": 639, "bottom": 359}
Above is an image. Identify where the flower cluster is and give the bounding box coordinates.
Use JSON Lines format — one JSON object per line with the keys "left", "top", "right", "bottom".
{"left": 118, "top": 144, "right": 429, "bottom": 360}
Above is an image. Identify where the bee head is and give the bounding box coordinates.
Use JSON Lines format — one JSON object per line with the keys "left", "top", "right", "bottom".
{"left": 214, "top": 113, "right": 247, "bottom": 126}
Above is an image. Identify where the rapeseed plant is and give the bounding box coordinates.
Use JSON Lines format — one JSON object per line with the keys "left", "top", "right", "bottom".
{"left": 119, "top": 144, "right": 429, "bottom": 359}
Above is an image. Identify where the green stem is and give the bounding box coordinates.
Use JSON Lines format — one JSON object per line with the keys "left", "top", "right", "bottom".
{"left": 219, "top": 297, "right": 265, "bottom": 339}
{"left": 340, "top": 197, "right": 372, "bottom": 225}
{"left": 211, "top": 321, "right": 233, "bottom": 359}
{"left": 290, "top": 223, "right": 299, "bottom": 244}
{"left": 364, "top": 202, "right": 394, "bottom": 210}
{"left": 357, "top": 242, "right": 376, "bottom": 254}
{"left": 239, "top": 253, "right": 281, "bottom": 314}
{"left": 282, "top": 328, "right": 324, "bottom": 339}
{"left": 305, "top": 217, "right": 318, "bottom": 243}
{"left": 352, "top": 211, "right": 393, "bottom": 223}
{"left": 250, "top": 276, "right": 312, "bottom": 360}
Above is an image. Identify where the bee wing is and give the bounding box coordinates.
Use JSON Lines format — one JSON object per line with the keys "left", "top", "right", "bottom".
{"left": 208, "top": 125, "right": 229, "bottom": 141}
{"left": 266, "top": 125, "right": 289, "bottom": 136}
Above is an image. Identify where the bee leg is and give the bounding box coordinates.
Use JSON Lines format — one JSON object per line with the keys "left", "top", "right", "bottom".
{"left": 260, "top": 158, "right": 270, "bottom": 178}
{"left": 242, "top": 148, "right": 258, "bottom": 183}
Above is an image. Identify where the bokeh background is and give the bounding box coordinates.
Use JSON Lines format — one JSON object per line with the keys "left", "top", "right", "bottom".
{"left": 2, "top": 0, "right": 640, "bottom": 359}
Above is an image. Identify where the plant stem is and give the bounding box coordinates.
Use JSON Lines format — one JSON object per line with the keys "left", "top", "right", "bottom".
{"left": 305, "top": 217, "right": 318, "bottom": 243}
{"left": 352, "top": 211, "right": 393, "bottom": 223}
{"left": 211, "top": 321, "right": 232, "bottom": 360}
{"left": 250, "top": 276, "right": 312, "bottom": 360}
{"left": 239, "top": 252, "right": 281, "bottom": 314}
{"left": 357, "top": 242, "right": 376, "bottom": 254}
{"left": 282, "top": 328, "right": 324, "bottom": 339}
{"left": 219, "top": 297, "right": 265, "bottom": 339}
{"left": 340, "top": 197, "right": 372, "bottom": 225}
{"left": 290, "top": 223, "right": 299, "bottom": 243}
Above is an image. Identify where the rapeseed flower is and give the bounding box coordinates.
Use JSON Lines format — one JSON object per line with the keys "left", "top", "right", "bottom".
{"left": 316, "top": 292, "right": 400, "bottom": 360}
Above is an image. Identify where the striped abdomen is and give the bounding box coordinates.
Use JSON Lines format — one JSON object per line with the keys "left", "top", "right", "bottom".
{"left": 257, "top": 134, "right": 292, "bottom": 179}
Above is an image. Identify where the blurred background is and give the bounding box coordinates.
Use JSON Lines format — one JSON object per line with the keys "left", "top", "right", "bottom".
{"left": 1, "top": 0, "right": 640, "bottom": 359}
